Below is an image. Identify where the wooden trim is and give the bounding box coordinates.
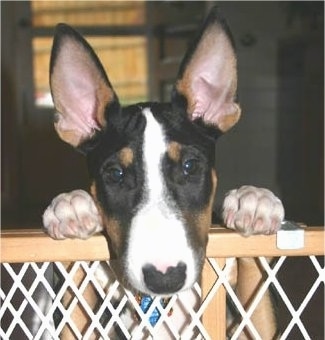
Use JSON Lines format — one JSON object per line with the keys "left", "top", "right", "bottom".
{"left": 207, "top": 226, "right": 324, "bottom": 257}
{"left": 1, "top": 226, "right": 324, "bottom": 264}
{"left": 0, "top": 229, "right": 109, "bottom": 263}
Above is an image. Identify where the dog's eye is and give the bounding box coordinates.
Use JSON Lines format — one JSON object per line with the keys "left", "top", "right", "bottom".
{"left": 182, "top": 159, "right": 198, "bottom": 176}
{"left": 107, "top": 166, "right": 124, "bottom": 183}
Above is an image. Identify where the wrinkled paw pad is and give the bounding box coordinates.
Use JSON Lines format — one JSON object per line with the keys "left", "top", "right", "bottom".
{"left": 222, "top": 186, "right": 285, "bottom": 236}
{"left": 43, "top": 190, "right": 102, "bottom": 240}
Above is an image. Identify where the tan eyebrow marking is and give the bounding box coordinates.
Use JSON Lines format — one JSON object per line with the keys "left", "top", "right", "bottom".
{"left": 118, "top": 147, "right": 134, "bottom": 167}
{"left": 167, "top": 141, "right": 182, "bottom": 163}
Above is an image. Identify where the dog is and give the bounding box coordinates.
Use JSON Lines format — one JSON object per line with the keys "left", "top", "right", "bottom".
{"left": 43, "top": 7, "right": 284, "bottom": 339}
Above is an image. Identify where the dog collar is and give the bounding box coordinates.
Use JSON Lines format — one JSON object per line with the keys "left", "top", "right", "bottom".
{"left": 135, "top": 294, "right": 173, "bottom": 326}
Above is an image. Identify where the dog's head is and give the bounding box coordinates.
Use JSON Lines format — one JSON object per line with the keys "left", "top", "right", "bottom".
{"left": 49, "top": 8, "right": 240, "bottom": 296}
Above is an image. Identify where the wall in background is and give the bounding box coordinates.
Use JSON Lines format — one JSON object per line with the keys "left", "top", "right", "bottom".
{"left": 2, "top": 1, "right": 323, "bottom": 226}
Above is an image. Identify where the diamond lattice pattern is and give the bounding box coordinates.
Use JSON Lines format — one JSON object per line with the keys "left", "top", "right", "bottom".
{"left": 0, "top": 256, "right": 324, "bottom": 339}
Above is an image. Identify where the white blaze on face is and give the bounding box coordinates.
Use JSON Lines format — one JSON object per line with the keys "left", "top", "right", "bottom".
{"left": 126, "top": 108, "right": 197, "bottom": 295}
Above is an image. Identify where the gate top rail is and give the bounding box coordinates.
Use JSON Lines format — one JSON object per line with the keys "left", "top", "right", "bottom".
{"left": 1, "top": 226, "right": 324, "bottom": 263}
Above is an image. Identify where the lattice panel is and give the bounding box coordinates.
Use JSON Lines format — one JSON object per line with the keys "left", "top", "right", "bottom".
{"left": 1, "top": 256, "right": 324, "bottom": 339}
{"left": 208, "top": 256, "right": 325, "bottom": 340}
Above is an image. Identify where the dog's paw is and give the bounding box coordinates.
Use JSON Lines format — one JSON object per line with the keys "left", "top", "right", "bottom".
{"left": 222, "top": 185, "right": 285, "bottom": 236}
{"left": 43, "top": 190, "right": 103, "bottom": 240}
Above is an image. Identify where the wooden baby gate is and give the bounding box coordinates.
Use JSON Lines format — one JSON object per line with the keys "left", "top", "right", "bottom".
{"left": 1, "top": 226, "right": 324, "bottom": 339}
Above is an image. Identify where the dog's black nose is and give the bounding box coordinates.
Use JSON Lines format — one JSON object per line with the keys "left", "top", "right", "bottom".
{"left": 142, "top": 262, "right": 186, "bottom": 294}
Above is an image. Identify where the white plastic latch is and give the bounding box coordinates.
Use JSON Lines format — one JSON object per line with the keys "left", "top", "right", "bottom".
{"left": 277, "top": 221, "right": 305, "bottom": 250}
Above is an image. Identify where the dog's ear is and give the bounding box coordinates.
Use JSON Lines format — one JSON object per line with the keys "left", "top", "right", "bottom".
{"left": 172, "top": 8, "right": 241, "bottom": 133}
{"left": 50, "top": 24, "right": 118, "bottom": 147}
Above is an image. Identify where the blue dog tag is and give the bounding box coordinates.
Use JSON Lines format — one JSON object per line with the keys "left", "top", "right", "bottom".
{"left": 139, "top": 295, "right": 161, "bottom": 326}
{"left": 137, "top": 295, "right": 173, "bottom": 326}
